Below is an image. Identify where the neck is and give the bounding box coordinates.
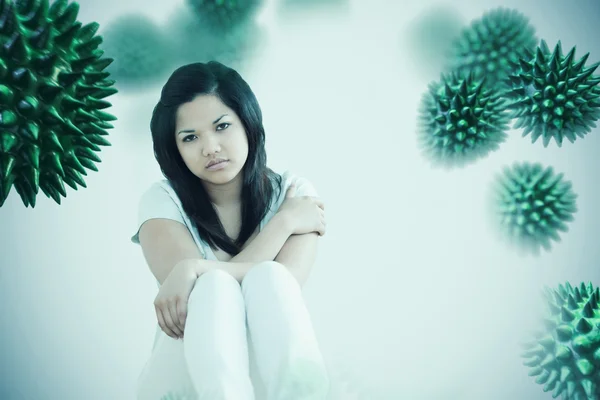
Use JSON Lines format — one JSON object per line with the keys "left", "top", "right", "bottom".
{"left": 204, "top": 173, "right": 243, "bottom": 208}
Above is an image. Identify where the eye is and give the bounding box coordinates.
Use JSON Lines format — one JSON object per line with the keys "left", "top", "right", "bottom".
{"left": 182, "top": 134, "right": 197, "bottom": 142}
{"left": 216, "top": 122, "right": 230, "bottom": 131}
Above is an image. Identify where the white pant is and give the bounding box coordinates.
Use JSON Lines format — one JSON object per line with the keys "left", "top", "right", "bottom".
{"left": 136, "top": 261, "right": 329, "bottom": 400}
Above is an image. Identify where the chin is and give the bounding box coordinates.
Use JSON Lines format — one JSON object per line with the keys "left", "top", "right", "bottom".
{"left": 199, "top": 167, "right": 242, "bottom": 185}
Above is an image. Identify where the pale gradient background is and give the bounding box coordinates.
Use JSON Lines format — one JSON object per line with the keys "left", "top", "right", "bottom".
{"left": 0, "top": 0, "right": 599, "bottom": 398}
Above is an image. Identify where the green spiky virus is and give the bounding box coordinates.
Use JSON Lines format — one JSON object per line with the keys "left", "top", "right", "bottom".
{"left": 276, "top": 0, "right": 351, "bottom": 16}
{"left": 522, "top": 282, "right": 600, "bottom": 399}
{"left": 164, "top": 6, "right": 266, "bottom": 72}
{"left": 504, "top": 40, "right": 600, "bottom": 147}
{"left": 417, "top": 71, "right": 511, "bottom": 167}
{"left": 448, "top": 7, "right": 538, "bottom": 90}
{"left": 402, "top": 4, "right": 465, "bottom": 79}
{"left": 186, "top": 0, "right": 263, "bottom": 32}
{"left": 491, "top": 162, "right": 577, "bottom": 255}
{"left": 0, "top": 0, "right": 117, "bottom": 207}
{"left": 101, "top": 14, "right": 175, "bottom": 88}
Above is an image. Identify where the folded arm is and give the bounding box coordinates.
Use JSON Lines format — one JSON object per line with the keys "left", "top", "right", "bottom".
{"left": 138, "top": 212, "right": 295, "bottom": 284}
{"left": 274, "top": 232, "right": 319, "bottom": 286}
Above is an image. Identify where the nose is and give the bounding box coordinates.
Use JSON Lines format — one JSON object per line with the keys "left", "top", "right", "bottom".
{"left": 202, "top": 135, "right": 221, "bottom": 157}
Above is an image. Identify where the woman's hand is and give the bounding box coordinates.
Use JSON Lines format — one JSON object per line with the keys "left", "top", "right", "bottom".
{"left": 277, "top": 180, "right": 326, "bottom": 236}
{"left": 153, "top": 260, "right": 200, "bottom": 340}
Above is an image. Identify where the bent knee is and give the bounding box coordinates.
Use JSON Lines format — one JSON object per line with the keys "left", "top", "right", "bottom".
{"left": 190, "top": 268, "right": 240, "bottom": 300}
{"left": 246, "top": 261, "right": 289, "bottom": 279}
{"left": 197, "top": 268, "right": 238, "bottom": 285}
{"left": 242, "top": 261, "right": 294, "bottom": 288}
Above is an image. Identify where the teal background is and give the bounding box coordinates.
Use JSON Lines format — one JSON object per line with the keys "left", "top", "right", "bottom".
{"left": 0, "top": 0, "right": 599, "bottom": 398}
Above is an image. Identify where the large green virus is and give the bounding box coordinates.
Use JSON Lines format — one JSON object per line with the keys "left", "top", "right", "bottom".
{"left": 448, "top": 7, "right": 538, "bottom": 90}
{"left": 504, "top": 40, "right": 600, "bottom": 147}
{"left": 186, "top": 0, "right": 263, "bottom": 32}
{"left": 417, "top": 71, "right": 511, "bottom": 167}
{"left": 0, "top": 0, "right": 117, "bottom": 207}
{"left": 491, "top": 162, "right": 577, "bottom": 255}
{"left": 101, "top": 14, "right": 175, "bottom": 88}
{"left": 522, "top": 282, "right": 600, "bottom": 399}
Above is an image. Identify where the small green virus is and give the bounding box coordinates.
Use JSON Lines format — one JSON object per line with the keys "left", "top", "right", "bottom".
{"left": 521, "top": 282, "right": 600, "bottom": 399}
{"left": 504, "top": 40, "right": 600, "bottom": 147}
{"left": 186, "top": 0, "right": 263, "bottom": 32}
{"left": 101, "top": 14, "right": 175, "bottom": 88}
{"left": 0, "top": 0, "right": 117, "bottom": 207}
{"left": 276, "top": 0, "right": 351, "bottom": 16}
{"left": 165, "top": 6, "right": 266, "bottom": 73}
{"left": 417, "top": 71, "right": 511, "bottom": 168}
{"left": 448, "top": 7, "right": 538, "bottom": 90}
{"left": 402, "top": 4, "right": 465, "bottom": 79}
{"left": 491, "top": 162, "right": 577, "bottom": 255}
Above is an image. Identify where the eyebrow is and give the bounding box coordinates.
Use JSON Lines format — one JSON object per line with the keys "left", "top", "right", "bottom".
{"left": 177, "top": 114, "right": 228, "bottom": 135}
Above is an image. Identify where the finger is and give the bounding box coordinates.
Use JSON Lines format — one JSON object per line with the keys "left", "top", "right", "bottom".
{"left": 176, "top": 298, "right": 188, "bottom": 332}
{"left": 168, "top": 300, "right": 184, "bottom": 336}
{"left": 313, "top": 198, "right": 325, "bottom": 210}
{"left": 159, "top": 303, "right": 180, "bottom": 338}
{"left": 155, "top": 304, "right": 167, "bottom": 333}
{"left": 155, "top": 304, "right": 178, "bottom": 339}
{"left": 318, "top": 222, "right": 326, "bottom": 236}
{"left": 165, "top": 302, "right": 183, "bottom": 337}
{"left": 161, "top": 307, "right": 179, "bottom": 339}
{"left": 286, "top": 182, "right": 296, "bottom": 198}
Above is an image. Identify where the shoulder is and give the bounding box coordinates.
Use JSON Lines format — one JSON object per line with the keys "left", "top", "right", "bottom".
{"left": 140, "top": 179, "right": 176, "bottom": 199}
{"left": 137, "top": 179, "right": 186, "bottom": 209}
{"left": 278, "top": 170, "right": 318, "bottom": 197}
{"left": 268, "top": 170, "right": 318, "bottom": 212}
{"left": 131, "top": 179, "right": 187, "bottom": 244}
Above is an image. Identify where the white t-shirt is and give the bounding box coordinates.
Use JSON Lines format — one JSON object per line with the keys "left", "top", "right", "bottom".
{"left": 131, "top": 170, "right": 317, "bottom": 273}
{"left": 130, "top": 170, "right": 321, "bottom": 397}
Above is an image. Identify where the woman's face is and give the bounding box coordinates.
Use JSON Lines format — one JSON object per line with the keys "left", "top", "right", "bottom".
{"left": 174, "top": 94, "right": 249, "bottom": 185}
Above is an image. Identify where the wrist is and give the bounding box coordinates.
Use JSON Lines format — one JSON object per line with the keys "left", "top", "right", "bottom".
{"left": 176, "top": 258, "right": 207, "bottom": 278}
{"left": 273, "top": 211, "right": 294, "bottom": 236}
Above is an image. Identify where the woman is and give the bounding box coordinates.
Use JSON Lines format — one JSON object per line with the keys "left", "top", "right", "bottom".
{"left": 131, "top": 61, "right": 330, "bottom": 400}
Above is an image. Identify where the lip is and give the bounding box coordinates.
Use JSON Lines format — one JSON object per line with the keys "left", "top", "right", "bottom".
{"left": 206, "top": 159, "right": 229, "bottom": 170}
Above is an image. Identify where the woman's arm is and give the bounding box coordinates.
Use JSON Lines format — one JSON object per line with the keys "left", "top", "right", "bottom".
{"left": 274, "top": 232, "right": 319, "bottom": 286}
{"left": 139, "top": 212, "right": 293, "bottom": 284}
{"left": 197, "top": 212, "right": 293, "bottom": 281}
{"left": 228, "top": 212, "right": 292, "bottom": 259}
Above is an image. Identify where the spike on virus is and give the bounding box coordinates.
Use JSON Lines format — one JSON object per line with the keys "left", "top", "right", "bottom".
{"left": 504, "top": 40, "right": 600, "bottom": 147}
{"left": 186, "top": 0, "right": 263, "bottom": 33}
{"left": 417, "top": 71, "right": 511, "bottom": 168}
{"left": 490, "top": 162, "right": 577, "bottom": 255}
{"left": 101, "top": 13, "right": 175, "bottom": 88}
{"left": 0, "top": 0, "right": 117, "bottom": 208}
{"left": 448, "top": 7, "right": 538, "bottom": 90}
{"left": 521, "top": 282, "right": 600, "bottom": 399}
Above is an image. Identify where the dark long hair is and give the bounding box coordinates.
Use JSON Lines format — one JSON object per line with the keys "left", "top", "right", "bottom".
{"left": 150, "top": 61, "right": 282, "bottom": 255}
